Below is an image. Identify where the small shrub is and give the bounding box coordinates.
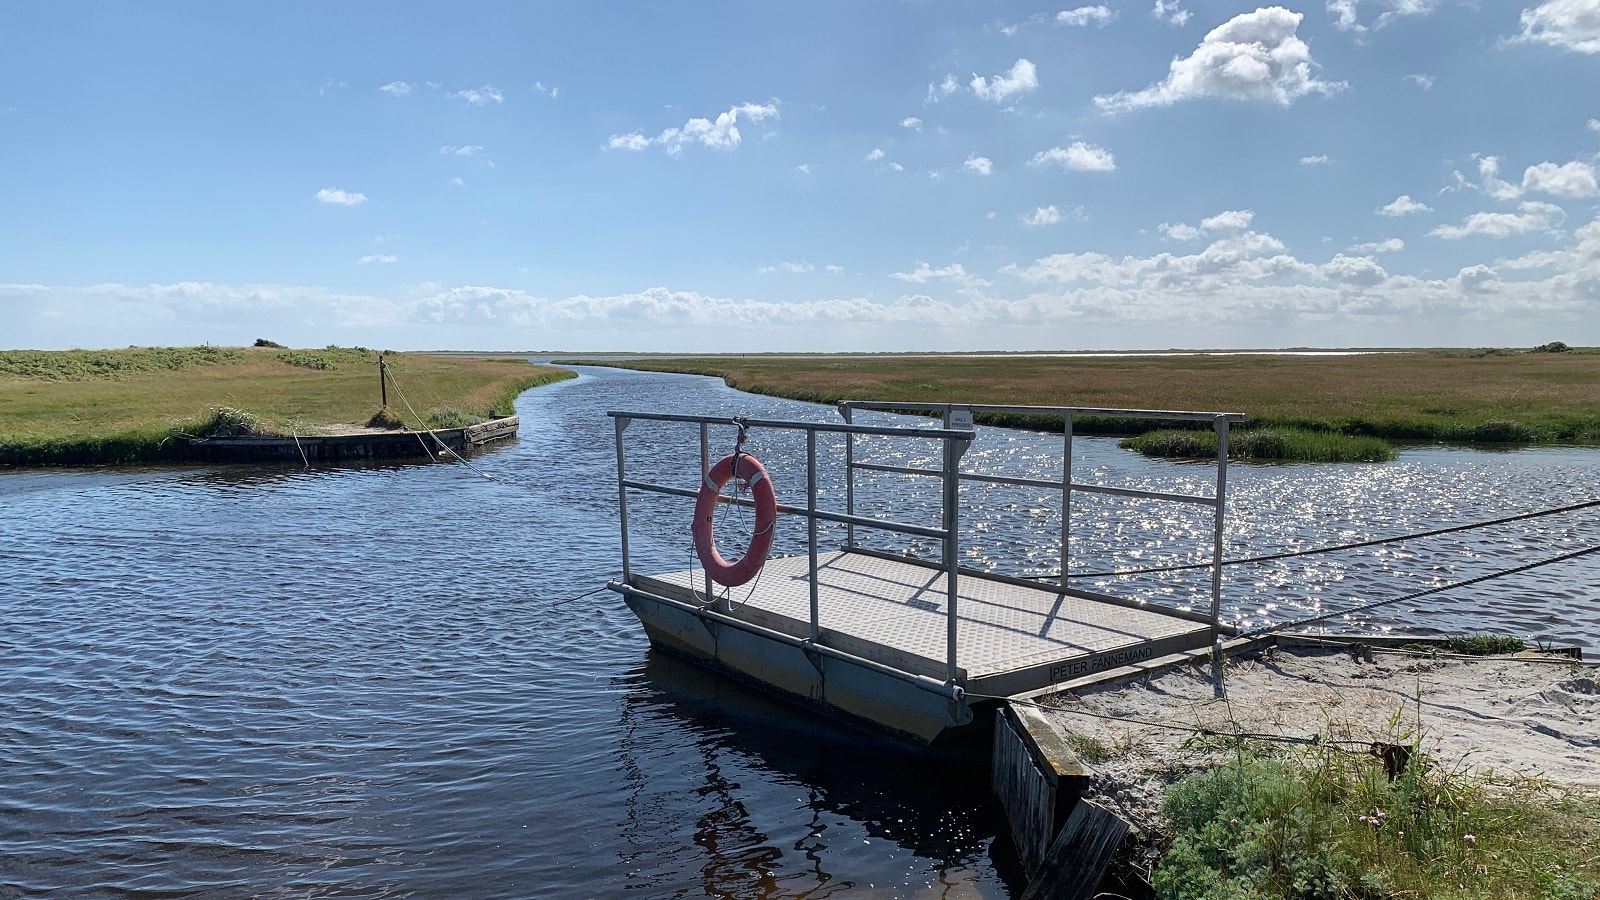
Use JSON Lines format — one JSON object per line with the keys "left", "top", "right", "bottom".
{"left": 195, "top": 406, "right": 272, "bottom": 437}
{"left": 1534, "top": 341, "right": 1571, "bottom": 353}
{"left": 1443, "top": 635, "right": 1527, "bottom": 656}
{"left": 253, "top": 338, "right": 287, "bottom": 348}
{"left": 1449, "top": 419, "right": 1544, "bottom": 443}
{"left": 426, "top": 407, "right": 485, "bottom": 429}
{"left": 1121, "top": 428, "right": 1396, "bottom": 463}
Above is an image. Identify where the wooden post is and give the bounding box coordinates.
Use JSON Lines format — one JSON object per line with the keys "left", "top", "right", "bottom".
{"left": 379, "top": 354, "right": 388, "bottom": 408}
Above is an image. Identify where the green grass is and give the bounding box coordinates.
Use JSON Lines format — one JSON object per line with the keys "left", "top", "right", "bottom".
{"left": 561, "top": 349, "right": 1600, "bottom": 447}
{"left": 1122, "top": 427, "right": 1398, "bottom": 462}
{"left": 0, "top": 346, "right": 575, "bottom": 465}
{"left": 1154, "top": 746, "right": 1600, "bottom": 899}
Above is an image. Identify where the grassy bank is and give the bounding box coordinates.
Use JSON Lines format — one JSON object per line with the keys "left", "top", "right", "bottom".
{"left": 1123, "top": 427, "right": 1399, "bottom": 462}
{"left": 0, "top": 346, "right": 574, "bottom": 465}
{"left": 1152, "top": 745, "right": 1599, "bottom": 899}
{"left": 566, "top": 349, "right": 1600, "bottom": 447}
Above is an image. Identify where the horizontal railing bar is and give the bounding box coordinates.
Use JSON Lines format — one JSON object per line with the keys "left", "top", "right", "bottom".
{"left": 1072, "top": 482, "right": 1218, "bottom": 506}
{"left": 960, "top": 471, "right": 1063, "bottom": 491}
{"left": 852, "top": 461, "right": 942, "bottom": 478}
{"left": 609, "top": 410, "right": 970, "bottom": 440}
{"left": 619, "top": 479, "right": 949, "bottom": 540}
{"left": 839, "top": 400, "right": 1245, "bottom": 423}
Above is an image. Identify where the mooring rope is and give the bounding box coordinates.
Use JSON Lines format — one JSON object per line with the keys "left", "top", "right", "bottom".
{"left": 1057, "top": 497, "right": 1600, "bottom": 580}
{"left": 382, "top": 366, "right": 549, "bottom": 491}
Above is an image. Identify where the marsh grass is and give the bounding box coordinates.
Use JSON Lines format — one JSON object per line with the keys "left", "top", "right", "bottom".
{"left": 1154, "top": 743, "right": 1600, "bottom": 899}
{"left": 1123, "top": 427, "right": 1398, "bottom": 462}
{"left": 575, "top": 350, "right": 1600, "bottom": 446}
{"left": 0, "top": 346, "right": 574, "bottom": 465}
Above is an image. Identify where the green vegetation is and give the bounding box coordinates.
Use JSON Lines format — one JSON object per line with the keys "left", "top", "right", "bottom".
{"left": 0, "top": 346, "right": 575, "bottom": 465}
{"left": 566, "top": 350, "right": 1600, "bottom": 454}
{"left": 1442, "top": 635, "right": 1529, "bottom": 656}
{"left": 1122, "top": 428, "right": 1398, "bottom": 462}
{"left": 1153, "top": 745, "right": 1599, "bottom": 899}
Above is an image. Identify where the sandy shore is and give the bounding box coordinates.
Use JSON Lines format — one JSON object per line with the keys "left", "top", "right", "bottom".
{"left": 1036, "top": 644, "right": 1600, "bottom": 837}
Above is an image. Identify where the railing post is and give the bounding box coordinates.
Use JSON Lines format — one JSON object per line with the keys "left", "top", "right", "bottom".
{"left": 1209, "top": 417, "right": 1231, "bottom": 628}
{"left": 700, "top": 422, "right": 720, "bottom": 611}
{"left": 942, "top": 434, "right": 967, "bottom": 684}
{"left": 614, "top": 416, "right": 632, "bottom": 583}
{"left": 839, "top": 403, "right": 856, "bottom": 550}
{"left": 807, "top": 429, "right": 820, "bottom": 641}
{"left": 1061, "top": 412, "right": 1073, "bottom": 590}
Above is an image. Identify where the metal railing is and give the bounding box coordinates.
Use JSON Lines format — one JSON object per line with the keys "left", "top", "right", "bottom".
{"left": 610, "top": 401, "right": 1244, "bottom": 682}
{"left": 610, "top": 410, "right": 973, "bottom": 681}
{"left": 836, "top": 401, "right": 1245, "bottom": 625}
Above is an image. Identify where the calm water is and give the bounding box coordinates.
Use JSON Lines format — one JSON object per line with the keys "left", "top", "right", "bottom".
{"left": 2, "top": 366, "right": 1596, "bottom": 897}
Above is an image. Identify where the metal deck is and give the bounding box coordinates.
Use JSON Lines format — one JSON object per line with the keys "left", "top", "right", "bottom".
{"left": 633, "top": 550, "right": 1215, "bottom": 698}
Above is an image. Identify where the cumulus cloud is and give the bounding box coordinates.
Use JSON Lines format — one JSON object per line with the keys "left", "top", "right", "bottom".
{"left": 359, "top": 254, "right": 398, "bottom": 264}
{"left": 439, "top": 145, "right": 484, "bottom": 157}
{"left": 448, "top": 177, "right": 465, "bottom": 186}
{"left": 450, "top": 84, "right": 504, "bottom": 106}
{"left": 1590, "top": 118, "right": 1600, "bottom": 132}
{"left": 970, "top": 59, "right": 1039, "bottom": 103}
{"left": 926, "top": 74, "right": 961, "bottom": 103}
{"left": 1058, "top": 6, "right": 1114, "bottom": 26}
{"left": 1029, "top": 142, "right": 1117, "bottom": 172}
{"left": 1300, "top": 154, "right": 1331, "bottom": 165}
{"left": 1201, "top": 209, "right": 1255, "bottom": 232}
{"left": 1159, "top": 221, "right": 1202, "bottom": 241}
{"left": 1430, "top": 201, "right": 1567, "bottom": 238}
{"left": 796, "top": 163, "right": 812, "bottom": 174}
{"left": 1349, "top": 237, "right": 1405, "bottom": 253}
{"left": 1522, "top": 160, "right": 1599, "bottom": 197}
{"left": 1153, "top": 0, "right": 1191, "bottom": 26}
{"left": 890, "top": 262, "right": 991, "bottom": 289}
{"left": 1025, "top": 205, "right": 1065, "bottom": 226}
{"left": 758, "top": 261, "right": 814, "bottom": 274}
{"left": 316, "top": 188, "right": 367, "bottom": 206}
{"left": 533, "top": 81, "right": 559, "bottom": 98}
{"left": 1406, "top": 73, "right": 1434, "bottom": 90}
{"left": 606, "top": 101, "right": 780, "bottom": 155}
{"left": 378, "top": 81, "right": 412, "bottom": 96}
{"left": 1095, "top": 7, "right": 1345, "bottom": 112}
{"left": 1510, "top": 0, "right": 1600, "bottom": 54}
{"left": 866, "top": 147, "right": 886, "bottom": 161}
{"left": 964, "top": 154, "right": 994, "bottom": 175}
{"left": 1329, "top": 0, "right": 1444, "bottom": 32}
{"left": 1377, "top": 194, "right": 1431, "bottom": 216}
{"left": 901, "top": 116, "right": 923, "bottom": 130}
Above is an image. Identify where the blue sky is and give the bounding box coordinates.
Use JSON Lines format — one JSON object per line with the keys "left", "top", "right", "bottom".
{"left": 3, "top": 1, "right": 1598, "bottom": 352}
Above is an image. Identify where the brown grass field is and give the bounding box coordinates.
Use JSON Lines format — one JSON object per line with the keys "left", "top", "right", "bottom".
{"left": 569, "top": 349, "right": 1600, "bottom": 442}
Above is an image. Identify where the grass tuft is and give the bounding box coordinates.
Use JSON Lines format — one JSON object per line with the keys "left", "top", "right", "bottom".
{"left": 366, "top": 407, "right": 407, "bottom": 430}
{"left": 1121, "top": 427, "right": 1398, "bottom": 463}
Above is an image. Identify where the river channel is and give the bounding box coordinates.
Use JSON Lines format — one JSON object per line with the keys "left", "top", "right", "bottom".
{"left": 2, "top": 365, "right": 1596, "bottom": 897}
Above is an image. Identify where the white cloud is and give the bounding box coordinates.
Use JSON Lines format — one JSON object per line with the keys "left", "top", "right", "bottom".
{"left": 1522, "top": 160, "right": 1599, "bottom": 197}
{"left": 796, "top": 163, "right": 812, "bottom": 174}
{"left": 1095, "top": 7, "right": 1346, "bottom": 112}
{"left": 1330, "top": 0, "right": 1444, "bottom": 32}
{"left": 448, "top": 177, "right": 465, "bottom": 186}
{"left": 1406, "top": 73, "right": 1435, "bottom": 90}
{"left": 1153, "top": 0, "right": 1191, "bottom": 25}
{"left": 970, "top": 59, "right": 1039, "bottom": 103}
{"left": 758, "top": 261, "right": 814, "bottom": 274}
{"left": 439, "top": 145, "right": 484, "bottom": 157}
{"left": 926, "top": 74, "right": 961, "bottom": 103}
{"left": 964, "top": 154, "right": 994, "bottom": 175}
{"left": 1201, "top": 209, "right": 1255, "bottom": 232}
{"left": 1349, "top": 237, "right": 1405, "bottom": 253}
{"left": 901, "top": 116, "right": 923, "bottom": 130}
{"left": 1029, "top": 141, "right": 1116, "bottom": 172}
{"left": 378, "top": 81, "right": 412, "bottom": 97}
{"left": 533, "top": 81, "right": 559, "bottom": 98}
{"left": 1025, "top": 205, "right": 1064, "bottom": 226}
{"left": 1159, "top": 221, "right": 1202, "bottom": 241}
{"left": 1058, "top": 6, "right": 1113, "bottom": 27}
{"left": 825, "top": 265, "right": 845, "bottom": 275}
{"left": 450, "top": 84, "right": 504, "bottom": 106}
{"left": 607, "top": 133, "right": 652, "bottom": 152}
{"left": 1511, "top": 0, "right": 1600, "bottom": 54}
{"left": 359, "top": 254, "right": 398, "bottom": 265}
{"left": 1377, "top": 194, "right": 1432, "bottom": 216}
{"left": 889, "top": 162, "right": 905, "bottom": 172}
{"left": 315, "top": 188, "right": 367, "bottom": 206}
{"left": 1589, "top": 118, "right": 1600, "bottom": 131}
{"left": 1430, "top": 201, "right": 1567, "bottom": 238}
{"left": 866, "top": 147, "right": 886, "bottom": 161}
{"left": 1300, "top": 154, "right": 1331, "bottom": 165}
{"left": 890, "top": 262, "right": 991, "bottom": 289}
{"left": 606, "top": 101, "right": 780, "bottom": 155}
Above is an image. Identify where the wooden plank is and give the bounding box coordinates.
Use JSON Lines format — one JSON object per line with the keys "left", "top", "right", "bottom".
{"left": 1019, "top": 799, "right": 1130, "bottom": 900}
{"left": 991, "top": 706, "right": 1057, "bottom": 877}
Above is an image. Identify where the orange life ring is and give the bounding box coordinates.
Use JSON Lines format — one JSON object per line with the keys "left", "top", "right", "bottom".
{"left": 692, "top": 452, "right": 777, "bottom": 587}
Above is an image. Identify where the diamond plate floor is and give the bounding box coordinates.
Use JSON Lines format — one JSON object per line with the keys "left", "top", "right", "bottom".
{"left": 640, "top": 550, "right": 1213, "bottom": 692}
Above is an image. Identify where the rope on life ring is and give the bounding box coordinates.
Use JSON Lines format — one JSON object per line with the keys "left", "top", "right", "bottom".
{"left": 692, "top": 452, "right": 777, "bottom": 587}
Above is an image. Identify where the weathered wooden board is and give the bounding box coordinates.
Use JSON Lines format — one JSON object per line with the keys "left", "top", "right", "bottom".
{"left": 1019, "top": 799, "right": 1130, "bottom": 900}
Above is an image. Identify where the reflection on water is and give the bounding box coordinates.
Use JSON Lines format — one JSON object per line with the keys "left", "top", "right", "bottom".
{"left": 1, "top": 364, "right": 1596, "bottom": 896}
